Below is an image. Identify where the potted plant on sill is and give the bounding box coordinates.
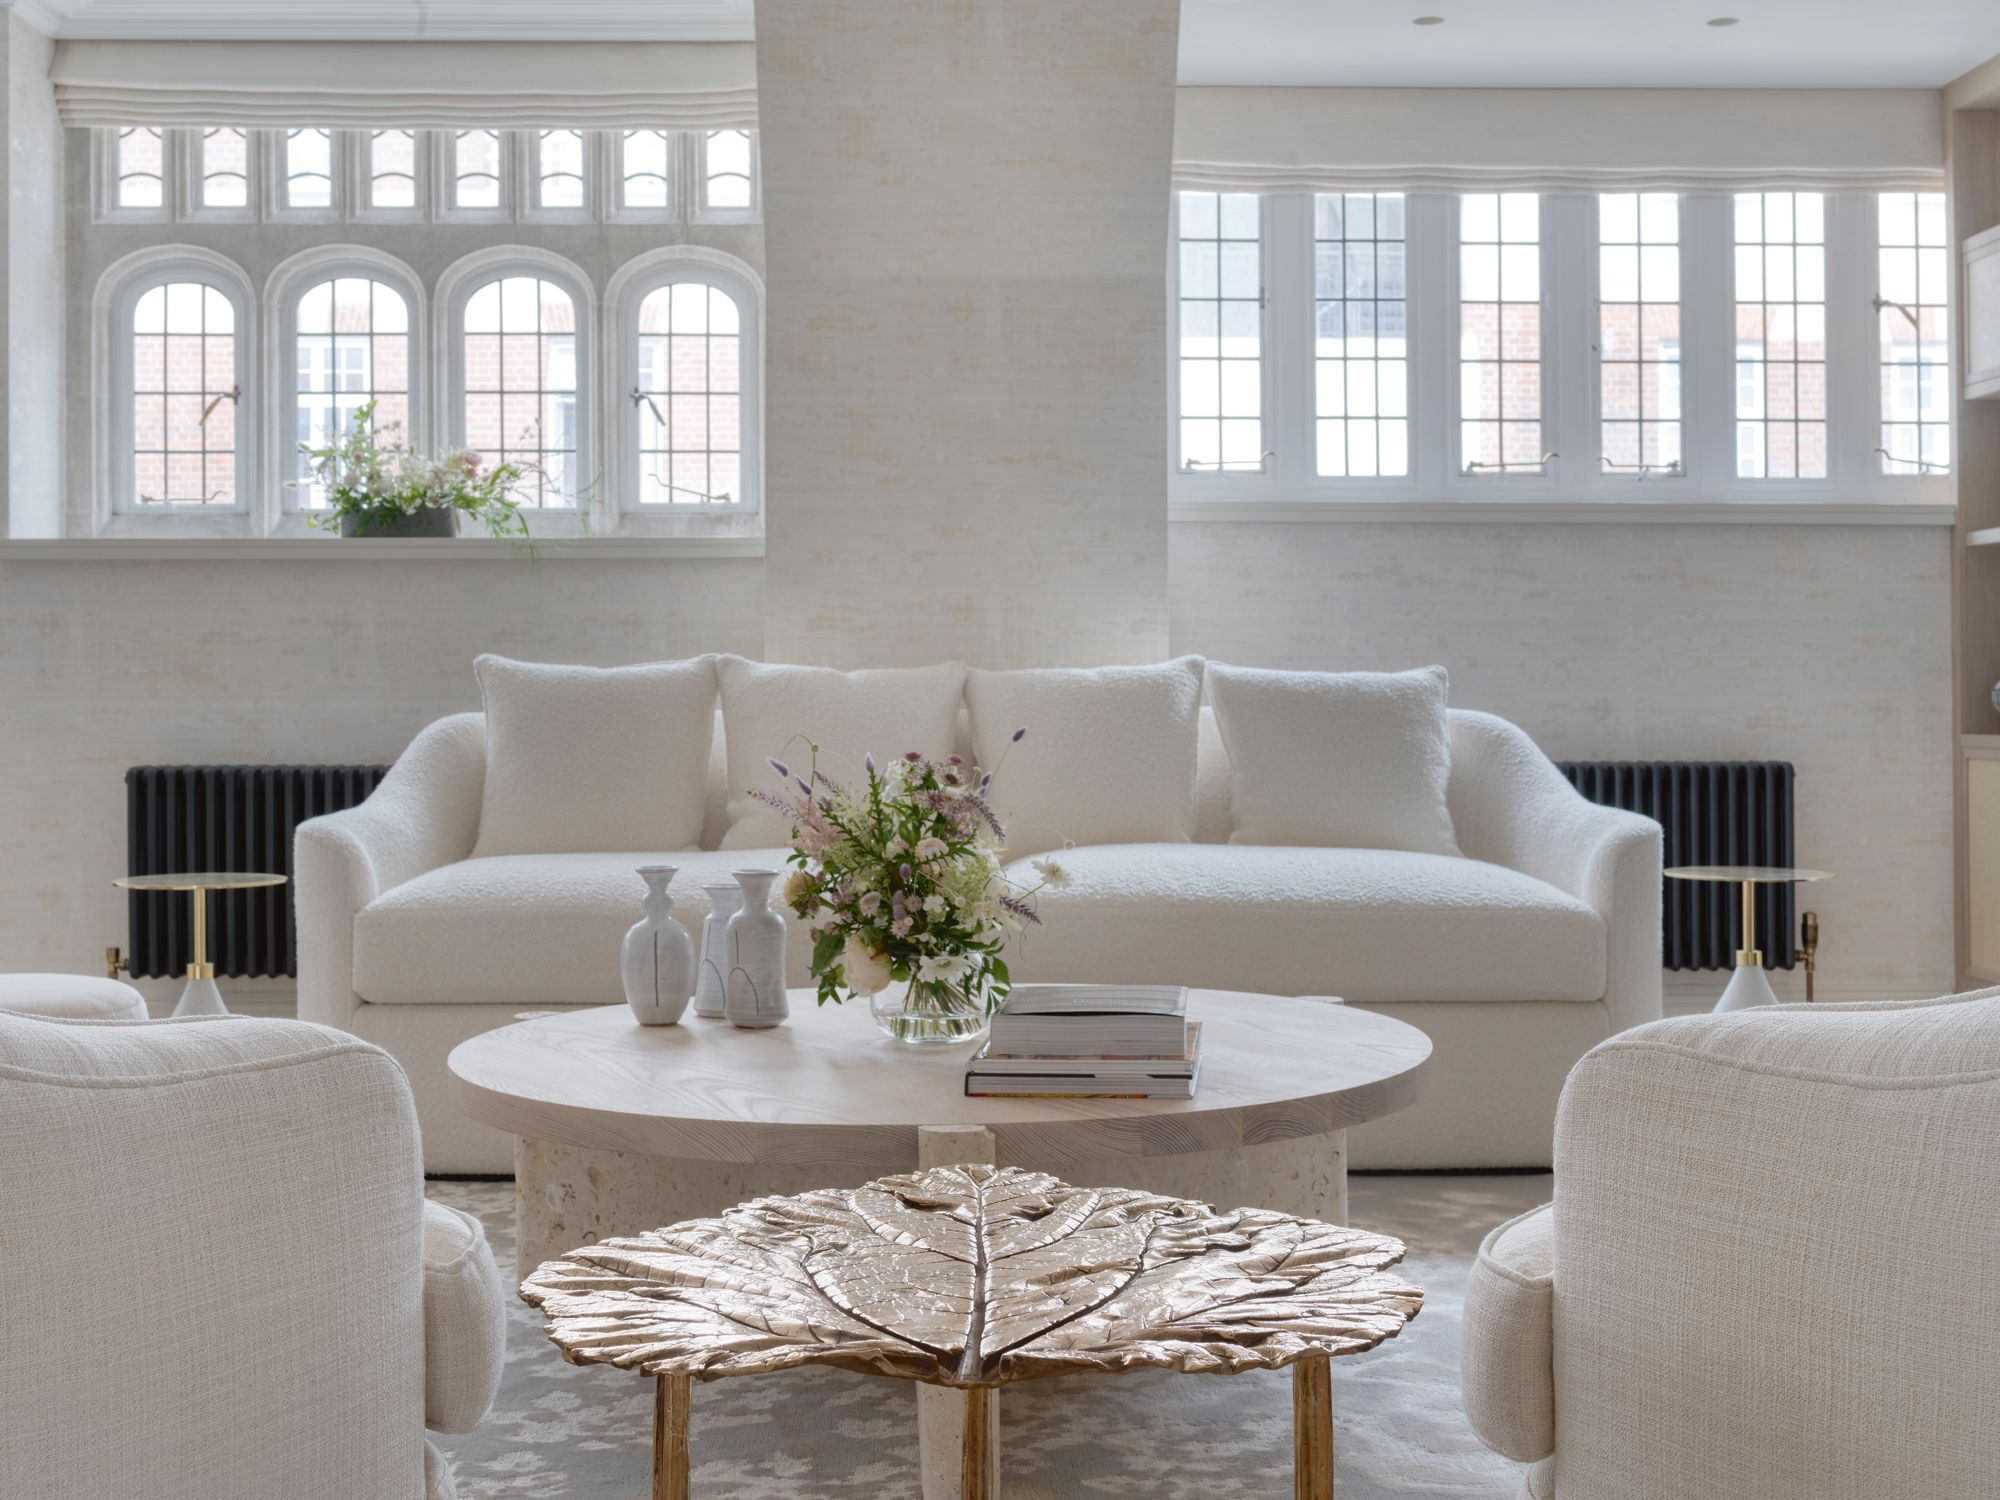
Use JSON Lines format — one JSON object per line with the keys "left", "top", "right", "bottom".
{"left": 294, "top": 400, "right": 531, "bottom": 540}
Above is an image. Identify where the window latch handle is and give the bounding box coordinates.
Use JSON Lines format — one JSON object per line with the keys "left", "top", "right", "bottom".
{"left": 198, "top": 385, "right": 240, "bottom": 428}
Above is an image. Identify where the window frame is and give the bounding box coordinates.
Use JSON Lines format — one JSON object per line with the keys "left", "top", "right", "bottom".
{"left": 434, "top": 247, "right": 600, "bottom": 532}
{"left": 95, "top": 127, "right": 175, "bottom": 223}
{"left": 605, "top": 247, "right": 763, "bottom": 521}
{"left": 95, "top": 246, "right": 257, "bottom": 533}
{"left": 435, "top": 129, "right": 515, "bottom": 223}
{"left": 523, "top": 129, "right": 601, "bottom": 222}
{"left": 1167, "top": 186, "right": 1948, "bottom": 511}
{"left": 355, "top": 129, "right": 429, "bottom": 223}
{"left": 266, "top": 127, "right": 345, "bottom": 223}
{"left": 693, "top": 129, "right": 761, "bottom": 224}
{"left": 180, "top": 127, "right": 257, "bottom": 223}
{"left": 265, "top": 246, "right": 429, "bottom": 534}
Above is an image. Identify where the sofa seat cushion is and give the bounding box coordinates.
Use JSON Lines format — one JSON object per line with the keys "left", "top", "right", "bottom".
{"left": 353, "top": 851, "right": 796, "bottom": 1007}
{"left": 1005, "top": 844, "right": 1606, "bottom": 1004}
{"left": 0, "top": 974, "right": 149, "bottom": 1021}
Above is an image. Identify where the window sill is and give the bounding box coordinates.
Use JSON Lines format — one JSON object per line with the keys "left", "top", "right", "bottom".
{"left": 0, "top": 535, "right": 766, "bottom": 562}
{"left": 1168, "top": 498, "right": 1958, "bottom": 526}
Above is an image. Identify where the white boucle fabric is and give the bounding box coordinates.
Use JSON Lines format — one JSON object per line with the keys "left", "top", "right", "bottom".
{"left": 1460, "top": 1203, "right": 1555, "bottom": 1463}
{"left": 354, "top": 849, "right": 803, "bottom": 1008}
{"left": 716, "top": 656, "right": 967, "bottom": 848}
{"left": 471, "top": 654, "right": 716, "bottom": 857}
{"left": 422, "top": 1200, "right": 508, "bottom": 1435}
{"left": 0, "top": 972, "right": 147, "bottom": 1019}
{"left": 0, "top": 1012, "right": 435, "bottom": 1499}
{"left": 1208, "top": 662, "right": 1460, "bottom": 855}
{"left": 1461, "top": 990, "right": 2000, "bottom": 1498}
{"left": 1005, "top": 843, "right": 1605, "bottom": 1004}
{"left": 967, "top": 657, "right": 1205, "bottom": 857}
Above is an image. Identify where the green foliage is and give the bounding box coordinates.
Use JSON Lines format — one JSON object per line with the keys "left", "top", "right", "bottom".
{"left": 291, "top": 400, "right": 531, "bottom": 540}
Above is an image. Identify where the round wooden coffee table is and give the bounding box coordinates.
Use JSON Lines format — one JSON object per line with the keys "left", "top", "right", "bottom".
{"left": 450, "top": 989, "right": 1431, "bottom": 1277}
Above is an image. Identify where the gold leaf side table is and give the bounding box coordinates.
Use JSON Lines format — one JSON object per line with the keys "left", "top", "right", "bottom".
{"left": 111, "top": 872, "right": 287, "bottom": 1017}
{"left": 1664, "top": 865, "right": 1834, "bottom": 1012}
{"left": 522, "top": 1162, "right": 1422, "bottom": 1500}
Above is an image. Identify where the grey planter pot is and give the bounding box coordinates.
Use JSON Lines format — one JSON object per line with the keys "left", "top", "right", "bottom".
{"left": 339, "top": 508, "right": 457, "bottom": 539}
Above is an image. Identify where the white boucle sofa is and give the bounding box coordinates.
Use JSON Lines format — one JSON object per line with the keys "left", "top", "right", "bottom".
{"left": 298, "top": 694, "right": 1661, "bottom": 1175}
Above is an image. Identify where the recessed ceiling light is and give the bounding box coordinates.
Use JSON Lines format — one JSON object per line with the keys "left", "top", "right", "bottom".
{"left": 1707, "top": 15, "right": 1740, "bottom": 25}
{"left": 1413, "top": 14, "right": 1445, "bottom": 24}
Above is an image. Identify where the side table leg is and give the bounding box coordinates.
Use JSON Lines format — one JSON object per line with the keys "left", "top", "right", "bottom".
{"left": 960, "top": 1385, "right": 997, "bottom": 1500}
{"left": 1293, "top": 1356, "right": 1333, "bottom": 1500}
{"left": 918, "top": 1126, "right": 999, "bottom": 1500}
{"left": 655, "top": 1373, "right": 691, "bottom": 1500}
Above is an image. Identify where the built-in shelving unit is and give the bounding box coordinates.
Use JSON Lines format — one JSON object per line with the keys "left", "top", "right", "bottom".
{"left": 1949, "top": 55, "right": 2000, "bottom": 988}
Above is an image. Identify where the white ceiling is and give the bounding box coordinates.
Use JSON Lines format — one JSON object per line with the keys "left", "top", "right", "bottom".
{"left": 10, "top": 0, "right": 2000, "bottom": 88}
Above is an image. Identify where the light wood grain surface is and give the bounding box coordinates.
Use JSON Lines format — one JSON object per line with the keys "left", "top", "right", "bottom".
{"left": 449, "top": 991, "right": 1430, "bottom": 1172}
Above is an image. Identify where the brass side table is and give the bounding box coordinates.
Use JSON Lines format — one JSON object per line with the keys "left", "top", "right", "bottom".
{"left": 524, "top": 1162, "right": 1422, "bottom": 1500}
{"left": 112, "top": 872, "right": 287, "bottom": 1017}
{"left": 1664, "top": 865, "right": 1833, "bottom": 1012}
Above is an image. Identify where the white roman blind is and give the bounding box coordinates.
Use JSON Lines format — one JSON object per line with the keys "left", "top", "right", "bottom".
{"left": 52, "top": 41, "right": 758, "bottom": 129}
{"left": 1172, "top": 87, "right": 1946, "bottom": 194}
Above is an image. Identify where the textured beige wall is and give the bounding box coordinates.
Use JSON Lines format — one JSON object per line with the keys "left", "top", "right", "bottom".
{"left": 1170, "top": 520, "right": 1956, "bottom": 1001}
{"left": 754, "top": 0, "right": 1179, "bottom": 668}
{"left": 5, "top": 17, "right": 65, "bottom": 537}
{"left": 0, "top": 557, "right": 764, "bottom": 1000}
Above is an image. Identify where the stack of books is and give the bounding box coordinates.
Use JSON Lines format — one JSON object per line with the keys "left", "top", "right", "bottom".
{"left": 963, "top": 984, "right": 1201, "bottom": 1098}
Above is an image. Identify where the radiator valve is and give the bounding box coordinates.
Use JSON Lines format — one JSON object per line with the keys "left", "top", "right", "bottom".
{"left": 105, "top": 946, "right": 129, "bottom": 980}
{"left": 1798, "top": 912, "right": 1818, "bottom": 1002}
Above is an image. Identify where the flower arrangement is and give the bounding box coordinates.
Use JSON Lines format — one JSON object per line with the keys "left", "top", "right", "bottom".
{"left": 758, "top": 733, "right": 1067, "bottom": 1043}
{"left": 293, "top": 400, "right": 531, "bottom": 540}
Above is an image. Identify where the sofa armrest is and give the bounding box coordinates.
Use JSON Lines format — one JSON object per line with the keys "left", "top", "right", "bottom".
{"left": 294, "top": 713, "right": 486, "bottom": 1030}
{"left": 1447, "top": 710, "right": 1662, "bottom": 1034}
{"left": 422, "top": 1199, "right": 507, "bottom": 1435}
{"left": 1460, "top": 1202, "right": 1555, "bottom": 1464}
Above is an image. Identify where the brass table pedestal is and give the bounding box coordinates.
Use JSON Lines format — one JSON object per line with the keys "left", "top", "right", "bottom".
{"left": 1665, "top": 865, "right": 1834, "bottom": 1012}
{"left": 111, "top": 872, "right": 287, "bottom": 1017}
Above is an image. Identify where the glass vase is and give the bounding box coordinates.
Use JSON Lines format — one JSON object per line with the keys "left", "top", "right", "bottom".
{"left": 870, "top": 975, "right": 991, "bottom": 1047}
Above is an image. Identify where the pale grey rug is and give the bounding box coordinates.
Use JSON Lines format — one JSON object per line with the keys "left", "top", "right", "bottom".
{"left": 428, "top": 1172, "right": 1547, "bottom": 1499}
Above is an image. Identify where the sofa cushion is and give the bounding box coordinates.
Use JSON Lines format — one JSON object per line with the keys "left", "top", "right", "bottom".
{"left": 966, "top": 658, "right": 1206, "bottom": 857}
{"left": 716, "top": 657, "right": 967, "bottom": 849}
{"left": 1208, "top": 662, "right": 1459, "bottom": 855}
{"left": 353, "top": 851, "right": 798, "bottom": 1007}
{"left": 1004, "top": 844, "right": 1605, "bottom": 1004}
{"left": 0, "top": 974, "right": 148, "bottom": 1021}
{"left": 471, "top": 655, "right": 717, "bottom": 858}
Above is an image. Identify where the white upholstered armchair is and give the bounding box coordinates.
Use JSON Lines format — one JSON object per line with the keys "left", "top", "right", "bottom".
{"left": 1460, "top": 989, "right": 2000, "bottom": 1499}
{"left": 0, "top": 1011, "right": 507, "bottom": 1500}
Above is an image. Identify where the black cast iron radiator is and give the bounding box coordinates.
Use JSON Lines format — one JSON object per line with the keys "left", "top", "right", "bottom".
{"left": 125, "top": 765, "right": 391, "bottom": 980}
{"left": 1555, "top": 760, "right": 1796, "bottom": 971}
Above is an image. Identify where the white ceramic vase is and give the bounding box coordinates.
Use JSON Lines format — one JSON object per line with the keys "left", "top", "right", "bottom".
{"left": 723, "top": 869, "right": 788, "bottom": 1029}
{"left": 692, "top": 881, "right": 744, "bottom": 1019}
{"left": 622, "top": 865, "right": 694, "bottom": 1025}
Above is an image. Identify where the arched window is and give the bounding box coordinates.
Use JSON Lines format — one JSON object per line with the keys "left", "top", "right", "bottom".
{"left": 100, "top": 252, "right": 252, "bottom": 516}
{"left": 442, "top": 252, "right": 594, "bottom": 508}
{"left": 272, "top": 251, "right": 423, "bottom": 509}
{"left": 610, "top": 251, "right": 760, "bottom": 512}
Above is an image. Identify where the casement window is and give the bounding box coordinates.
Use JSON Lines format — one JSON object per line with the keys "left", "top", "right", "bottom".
{"left": 1168, "top": 186, "right": 1947, "bottom": 504}
{"left": 610, "top": 255, "right": 761, "bottom": 513}
{"left": 365, "top": 130, "right": 421, "bottom": 213}
{"left": 115, "top": 127, "right": 165, "bottom": 209}
{"left": 532, "top": 130, "right": 590, "bottom": 214}
{"left": 101, "top": 255, "right": 252, "bottom": 516}
{"left": 1876, "top": 191, "right": 1950, "bottom": 475}
{"left": 199, "top": 129, "right": 250, "bottom": 210}
{"left": 448, "top": 260, "right": 590, "bottom": 508}
{"left": 1173, "top": 190, "right": 1265, "bottom": 475}
{"left": 1457, "top": 192, "right": 1544, "bottom": 475}
{"left": 282, "top": 128, "right": 337, "bottom": 212}
{"left": 449, "top": 130, "right": 506, "bottom": 213}
{"left": 279, "top": 259, "right": 422, "bottom": 509}
{"left": 701, "top": 130, "right": 756, "bottom": 213}
{"left": 620, "top": 130, "right": 674, "bottom": 213}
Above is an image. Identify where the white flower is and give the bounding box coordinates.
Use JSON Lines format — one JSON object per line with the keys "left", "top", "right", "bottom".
{"left": 922, "top": 894, "right": 947, "bottom": 917}
{"left": 914, "top": 836, "right": 949, "bottom": 861}
{"left": 1031, "top": 857, "right": 1071, "bottom": 889}
{"left": 839, "top": 936, "right": 894, "bottom": 996}
{"left": 917, "top": 951, "right": 974, "bottom": 984}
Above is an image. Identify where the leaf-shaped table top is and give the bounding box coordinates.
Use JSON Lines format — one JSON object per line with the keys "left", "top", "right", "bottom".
{"left": 522, "top": 1164, "right": 1422, "bottom": 1389}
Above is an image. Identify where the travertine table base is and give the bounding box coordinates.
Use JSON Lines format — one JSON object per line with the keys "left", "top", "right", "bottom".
{"left": 522, "top": 1157, "right": 1421, "bottom": 1500}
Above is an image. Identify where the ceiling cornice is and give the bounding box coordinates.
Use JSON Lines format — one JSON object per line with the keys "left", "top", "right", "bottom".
{"left": 0, "top": 0, "right": 754, "bottom": 42}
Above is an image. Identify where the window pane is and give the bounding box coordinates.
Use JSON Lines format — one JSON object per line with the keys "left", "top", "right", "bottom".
{"left": 454, "top": 130, "right": 502, "bottom": 209}
{"left": 1460, "top": 192, "right": 1543, "bottom": 474}
{"left": 200, "top": 128, "right": 248, "bottom": 208}
{"left": 131, "top": 280, "right": 235, "bottom": 505}
{"left": 704, "top": 129, "right": 753, "bottom": 209}
{"left": 1878, "top": 191, "right": 1950, "bottom": 475}
{"left": 1598, "top": 193, "right": 1682, "bottom": 478}
{"left": 463, "top": 276, "right": 579, "bottom": 506}
{"left": 1314, "top": 193, "right": 1407, "bottom": 477}
{"left": 539, "top": 129, "right": 586, "bottom": 209}
{"left": 622, "top": 129, "right": 671, "bottom": 209}
{"left": 117, "top": 127, "right": 164, "bottom": 208}
{"left": 1176, "top": 191, "right": 1262, "bottom": 474}
{"left": 635, "top": 282, "right": 743, "bottom": 504}
{"left": 1734, "top": 192, "right": 1827, "bottom": 479}
{"left": 293, "top": 278, "right": 412, "bottom": 507}
{"left": 370, "top": 129, "right": 418, "bottom": 208}
{"left": 286, "top": 128, "right": 333, "bottom": 209}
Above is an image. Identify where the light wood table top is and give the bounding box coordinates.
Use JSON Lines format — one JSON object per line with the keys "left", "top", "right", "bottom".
{"left": 449, "top": 990, "right": 1432, "bottom": 1176}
